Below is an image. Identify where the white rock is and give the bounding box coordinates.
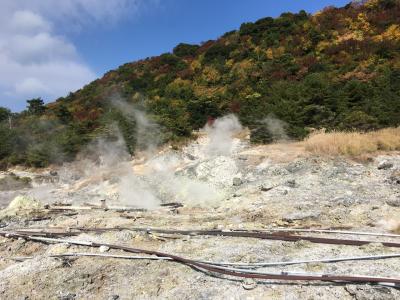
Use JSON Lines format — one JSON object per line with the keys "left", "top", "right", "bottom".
{"left": 99, "top": 245, "right": 110, "bottom": 253}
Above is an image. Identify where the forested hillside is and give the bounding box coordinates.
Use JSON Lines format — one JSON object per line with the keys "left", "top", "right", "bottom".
{"left": 1, "top": 0, "right": 400, "bottom": 168}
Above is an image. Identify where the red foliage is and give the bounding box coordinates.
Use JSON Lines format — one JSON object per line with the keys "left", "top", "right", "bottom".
{"left": 270, "top": 69, "right": 288, "bottom": 80}
{"left": 197, "top": 40, "right": 215, "bottom": 54}
{"left": 300, "top": 55, "right": 318, "bottom": 69}
{"left": 177, "top": 68, "right": 194, "bottom": 79}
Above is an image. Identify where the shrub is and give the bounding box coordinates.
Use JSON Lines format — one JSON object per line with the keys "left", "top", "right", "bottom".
{"left": 173, "top": 43, "right": 199, "bottom": 57}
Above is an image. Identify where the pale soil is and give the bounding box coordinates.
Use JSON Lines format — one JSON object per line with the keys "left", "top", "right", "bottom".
{"left": 0, "top": 139, "right": 400, "bottom": 299}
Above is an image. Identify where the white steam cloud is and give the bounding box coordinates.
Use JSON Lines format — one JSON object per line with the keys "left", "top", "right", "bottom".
{"left": 205, "top": 114, "right": 242, "bottom": 157}
{"left": 263, "top": 114, "right": 289, "bottom": 141}
{"left": 12, "top": 102, "right": 245, "bottom": 210}
{"left": 111, "top": 98, "right": 161, "bottom": 154}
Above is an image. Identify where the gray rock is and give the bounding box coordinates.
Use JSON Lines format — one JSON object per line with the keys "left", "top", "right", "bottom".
{"left": 334, "top": 196, "right": 356, "bottom": 207}
{"left": 58, "top": 293, "right": 76, "bottom": 300}
{"left": 378, "top": 160, "right": 393, "bottom": 170}
{"left": 260, "top": 184, "right": 274, "bottom": 192}
{"left": 388, "top": 170, "right": 400, "bottom": 184}
{"left": 242, "top": 278, "right": 257, "bottom": 290}
{"left": 185, "top": 153, "right": 196, "bottom": 161}
{"left": 282, "top": 211, "right": 321, "bottom": 222}
{"left": 49, "top": 170, "right": 58, "bottom": 176}
{"left": 269, "top": 167, "right": 289, "bottom": 176}
{"left": 386, "top": 197, "right": 400, "bottom": 207}
{"left": 285, "top": 161, "right": 305, "bottom": 173}
{"left": 285, "top": 179, "right": 297, "bottom": 188}
{"left": 345, "top": 285, "right": 394, "bottom": 300}
{"left": 232, "top": 177, "right": 242, "bottom": 186}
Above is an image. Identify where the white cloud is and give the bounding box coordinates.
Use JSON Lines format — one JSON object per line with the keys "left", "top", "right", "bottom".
{"left": 3, "top": 0, "right": 146, "bottom": 32}
{"left": 0, "top": 0, "right": 148, "bottom": 111}
{"left": 6, "top": 32, "right": 78, "bottom": 64}
{"left": 10, "top": 10, "right": 51, "bottom": 34}
{"left": 15, "top": 78, "right": 48, "bottom": 95}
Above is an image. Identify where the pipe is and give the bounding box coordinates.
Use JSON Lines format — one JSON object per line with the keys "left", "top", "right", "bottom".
{"left": 1, "top": 231, "right": 400, "bottom": 286}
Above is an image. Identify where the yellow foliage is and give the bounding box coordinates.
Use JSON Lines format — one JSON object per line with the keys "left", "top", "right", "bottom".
{"left": 170, "top": 77, "right": 191, "bottom": 87}
{"left": 201, "top": 66, "right": 220, "bottom": 83}
{"left": 275, "top": 46, "right": 285, "bottom": 57}
{"left": 300, "top": 36, "right": 313, "bottom": 52}
{"left": 232, "top": 59, "right": 254, "bottom": 79}
{"left": 356, "top": 13, "right": 373, "bottom": 34}
{"left": 190, "top": 59, "right": 201, "bottom": 71}
{"left": 225, "top": 59, "right": 234, "bottom": 68}
{"left": 193, "top": 84, "right": 226, "bottom": 99}
{"left": 316, "top": 40, "right": 331, "bottom": 53}
{"left": 265, "top": 47, "right": 285, "bottom": 59}
{"left": 342, "top": 13, "right": 373, "bottom": 42}
{"left": 304, "top": 127, "right": 400, "bottom": 156}
{"left": 365, "top": 0, "right": 380, "bottom": 9}
{"left": 238, "top": 86, "right": 255, "bottom": 99}
{"left": 254, "top": 46, "right": 265, "bottom": 60}
{"left": 266, "top": 48, "right": 274, "bottom": 59}
{"left": 382, "top": 24, "right": 400, "bottom": 41}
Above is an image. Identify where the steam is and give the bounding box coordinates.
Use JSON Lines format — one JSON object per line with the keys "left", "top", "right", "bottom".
{"left": 10, "top": 100, "right": 245, "bottom": 209}
{"left": 205, "top": 114, "right": 242, "bottom": 157}
{"left": 56, "top": 100, "right": 241, "bottom": 209}
{"left": 83, "top": 126, "right": 161, "bottom": 209}
{"left": 111, "top": 97, "right": 160, "bottom": 154}
{"left": 262, "top": 114, "right": 289, "bottom": 142}
{"left": 144, "top": 153, "right": 224, "bottom": 206}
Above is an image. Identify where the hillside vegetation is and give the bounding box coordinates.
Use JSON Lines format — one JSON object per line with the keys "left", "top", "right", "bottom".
{"left": 1, "top": 0, "right": 400, "bottom": 167}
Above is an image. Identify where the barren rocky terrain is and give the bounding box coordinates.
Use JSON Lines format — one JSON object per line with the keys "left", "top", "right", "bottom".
{"left": 0, "top": 128, "right": 400, "bottom": 299}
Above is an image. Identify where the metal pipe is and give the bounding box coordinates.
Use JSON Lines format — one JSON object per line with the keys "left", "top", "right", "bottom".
{"left": 1, "top": 231, "right": 400, "bottom": 286}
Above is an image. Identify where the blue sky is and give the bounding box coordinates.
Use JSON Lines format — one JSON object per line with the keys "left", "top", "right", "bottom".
{"left": 0, "top": 0, "right": 350, "bottom": 111}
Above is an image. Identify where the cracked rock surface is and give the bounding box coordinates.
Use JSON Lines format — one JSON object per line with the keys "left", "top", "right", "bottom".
{"left": 0, "top": 139, "right": 399, "bottom": 299}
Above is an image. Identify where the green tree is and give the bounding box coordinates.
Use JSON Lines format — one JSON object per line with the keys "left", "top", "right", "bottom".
{"left": 173, "top": 43, "right": 199, "bottom": 57}
{"left": 0, "top": 107, "right": 11, "bottom": 123}
{"left": 27, "top": 98, "right": 46, "bottom": 115}
{"left": 0, "top": 126, "right": 14, "bottom": 160}
{"left": 55, "top": 104, "right": 73, "bottom": 124}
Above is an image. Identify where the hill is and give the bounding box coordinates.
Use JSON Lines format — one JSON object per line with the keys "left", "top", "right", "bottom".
{"left": 1, "top": 0, "right": 400, "bottom": 168}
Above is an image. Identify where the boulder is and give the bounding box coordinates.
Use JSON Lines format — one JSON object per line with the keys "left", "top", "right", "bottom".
{"left": 386, "top": 197, "right": 400, "bottom": 207}
{"left": 378, "top": 160, "right": 393, "bottom": 170}
{"left": 388, "top": 170, "right": 400, "bottom": 184}
{"left": 232, "top": 177, "right": 242, "bottom": 186}
{"left": 0, "top": 195, "right": 43, "bottom": 217}
{"left": 260, "top": 184, "right": 274, "bottom": 192}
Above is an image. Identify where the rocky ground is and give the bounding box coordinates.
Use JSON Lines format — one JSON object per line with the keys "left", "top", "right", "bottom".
{"left": 0, "top": 132, "right": 400, "bottom": 299}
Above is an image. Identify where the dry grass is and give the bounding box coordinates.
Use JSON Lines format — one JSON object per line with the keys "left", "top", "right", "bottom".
{"left": 303, "top": 127, "right": 400, "bottom": 156}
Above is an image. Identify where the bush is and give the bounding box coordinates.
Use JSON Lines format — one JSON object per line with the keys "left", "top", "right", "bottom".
{"left": 26, "top": 144, "right": 51, "bottom": 168}
{"left": 0, "top": 126, "right": 14, "bottom": 160}
{"left": 0, "top": 107, "right": 11, "bottom": 123}
{"left": 173, "top": 43, "right": 199, "bottom": 57}
{"left": 339, "top": 111, "right": 379, "bottom": 131}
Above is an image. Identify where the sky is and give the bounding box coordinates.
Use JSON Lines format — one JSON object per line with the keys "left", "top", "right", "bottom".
{"left": 0, "top": 0, "right": 350, "bottom": 112}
